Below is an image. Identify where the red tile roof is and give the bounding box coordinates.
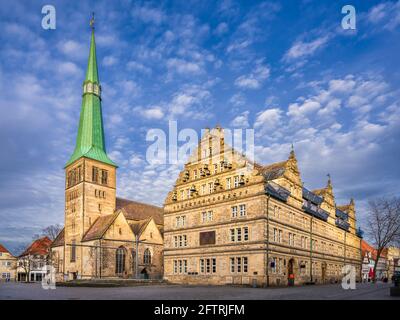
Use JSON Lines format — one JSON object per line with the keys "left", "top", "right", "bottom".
{"left": 20, "top": 237, "right": 52, "bottom": 257}
{"left": 361, "top": 240, "right": 387, "bottom": 260}
{"left": 0, "top": 243, "right": 12, "bottom": 255}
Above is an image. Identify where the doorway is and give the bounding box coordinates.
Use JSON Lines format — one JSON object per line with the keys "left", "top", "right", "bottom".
{"left": 288, "top": 258, "right": 295, "bottom": 286}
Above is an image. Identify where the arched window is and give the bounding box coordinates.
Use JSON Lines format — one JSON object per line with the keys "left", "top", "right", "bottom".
{"left": 143, "top": 248, "right": 151, "bottom": 265}
{"left": 115, "top": 247, "right": 126, "bottom": 274}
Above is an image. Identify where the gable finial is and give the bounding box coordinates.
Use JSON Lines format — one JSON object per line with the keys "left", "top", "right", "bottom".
{"left": 90, "top": 12, "right": 95, "bottom": 30}
{"left": 327, "top": 173, "right": 332, "bottom": 187}
{"left": 289, "top": 142, "right": 295, "bottom": 159}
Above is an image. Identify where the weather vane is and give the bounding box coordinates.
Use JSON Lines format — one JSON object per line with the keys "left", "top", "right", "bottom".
{"left": 89, "top": 12, "right": 95, "bottom": 29}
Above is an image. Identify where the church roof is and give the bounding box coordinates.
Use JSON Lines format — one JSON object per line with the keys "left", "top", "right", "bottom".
{"left": 65, "top": 23, "right": 116, "bottom": 168}
{"left": 20, "top": 237, "right": 52, "bottom": 257}
{"left": 129, "top": 218, "right": 152, "bottom": 236}
{"left": 51, "top": 228, "right": 65, "bottom": 247}
{"left": 82, "top": 212, "right": 119, "bottom": 242}
{"left": 116, "top": 197, "right": 163, "bottom": 225}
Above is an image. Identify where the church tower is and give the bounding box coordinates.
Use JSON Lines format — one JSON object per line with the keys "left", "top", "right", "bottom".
{"left": 64, "top": 17, "right": 117, "bottom": 279}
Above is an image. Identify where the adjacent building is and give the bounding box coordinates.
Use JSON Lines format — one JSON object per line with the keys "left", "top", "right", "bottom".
{"left": 50, "top": 21, "right": 163, "bottom": 281}
{"left": 163, "top": 127, "right": 363, "bottom": 286}
{"left": 0, "top": 244, "right": 17, "bottom": 281}
{"left": 17, "top": 237, "right": 52, "bottom": 282}
{"left": 384, "top": 246, "right": 400, "bottom": 280}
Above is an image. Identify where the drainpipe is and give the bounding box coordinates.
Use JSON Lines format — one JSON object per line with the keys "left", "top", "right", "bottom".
{"left": 310, "top": 214, "right": 313, "bottom": 283}
{"left": 266, "top": 194, "right": 270, "bottom": 287}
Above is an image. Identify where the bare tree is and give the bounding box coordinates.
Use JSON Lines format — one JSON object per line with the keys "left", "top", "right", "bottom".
{"left": 366, "top": 197, "right": 400, "bottom": 282}
{"left": 33, "top": 224, "right": 63, "bottom": 241}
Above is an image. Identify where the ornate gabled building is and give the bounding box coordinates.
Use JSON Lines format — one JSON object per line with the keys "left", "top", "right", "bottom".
{"left": 163, "top": 127, "right": 362, "bottom": 286}
{"left": 50, "top": 20, "right": 163, "bottom": 281}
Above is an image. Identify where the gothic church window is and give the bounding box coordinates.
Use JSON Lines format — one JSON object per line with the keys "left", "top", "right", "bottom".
{"left": 115, "top": 247, "right": 126, "bottom": 274}
{"left": 144, "top": 248, "right": 152, "bottom": 265}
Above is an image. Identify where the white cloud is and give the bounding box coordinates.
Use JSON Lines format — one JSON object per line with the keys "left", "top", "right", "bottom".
{"left": 254, "top": 108, "right": 282, "bottom": 134}
{"left": 234, "top": 60, "right": 270, "bottom": 89}
{"left": 131, "top": 6, "right": 166, "bottom": 25}
{"left": 167, "top": 58, "right": 203, "bottom": 75}
{"left": 214, "top": 22, "right": 229, "bottom": 36}
{"left": 141, "top": 106, "right": 165, "bottom": 120}
{"left": 58, "top": 62, "right": 81, "bottom": 76}
{"left": 230, "top": 111, "right": 249, "bottom": 127}
{"left": 103, "top": 55, "right": 117, "bottom": 67}
{"left": 284, "top": 35, "right": 331, "bottom": 62}
{"left": 57, "top": 40, "right": 86, "bottom": 60}
{"left": 367, "top": 1, "right": 400, "bottom": 30}
{"left": 127, "top": 61, "right": 152, "bottom": 75}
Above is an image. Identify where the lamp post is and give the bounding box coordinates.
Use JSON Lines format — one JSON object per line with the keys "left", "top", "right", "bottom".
{"left": 134, "top": 234, "right": 146, "bottom": 279}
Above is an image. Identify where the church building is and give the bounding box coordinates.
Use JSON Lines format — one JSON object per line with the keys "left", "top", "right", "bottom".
{"left": 51, "top": 20, "right": 163, "bottom": 281}
{"left": 163, "top": 127, "right": 363, "bottom": 286}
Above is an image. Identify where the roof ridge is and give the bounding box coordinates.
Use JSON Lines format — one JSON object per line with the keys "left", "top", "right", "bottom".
{"left": 116, "top": 197, "right": 162, "bottom": 209}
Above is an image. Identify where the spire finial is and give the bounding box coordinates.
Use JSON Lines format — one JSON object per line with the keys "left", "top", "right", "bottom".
{"left": 90, "top": 12, "right": 95, "bottom": 30}
{"left": 289, "top": 142, "right": 295, "bottom": 159}
{"left": 327, "top": 173, "right": 332, "bottom": 187}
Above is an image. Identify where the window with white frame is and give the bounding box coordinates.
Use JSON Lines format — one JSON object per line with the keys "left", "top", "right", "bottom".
{"left": 175, "top": 216, "right": 186, "bottom": 228}
{"left": 226, "top": 177, "right": 231, "bottom": 189}
{"left": 213, "top": 164, "right": 218, "bottom": 174}
{"left": 173, "top": 235, "right": 188, "bottom": 247}
{"left": 199, "top": 258, "right": 216, "bottom": 274}
{"left": 193, "top": 170, "right": 197, "bottom": 179}
{"left": 201, "top": 184, "right": 206, "bottom": 195}
{"left": 243, "top": 227, "right": 249, "bottom": 241}
{"left": 231, "top": 206, "right": 238, "bottom": 218}
{"left": 230, "top": 227, "right": 249, "bottom": 242}
{"left": 208, "top": 182, "right": 213, "bottom": 193}
{"left": 239, "top": 204, "right": 246, "bottom": 216}
{"left": 234, "top": 176, "right": 239, "bottom": 188}
{"left": 230, "top": 257, "right": 248, "bottom": 273}
{"left": 201, "top": 211, "right": 213, "bottom": 223}
{"left": 230, "top": 229, "right": 235, "bottom": 242}
{"left": 173, "top": 259, "right": 187, "bottom": 274}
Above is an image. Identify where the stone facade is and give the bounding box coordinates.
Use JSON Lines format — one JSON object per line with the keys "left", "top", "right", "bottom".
{"left": 50, "top": 24, "right": 164, "bottom": 282}
{"left": 0, "top": 244, "right": 16, "bottom": 281}
{"left": 163, "top": 127, "right": 362, "bottom": 286}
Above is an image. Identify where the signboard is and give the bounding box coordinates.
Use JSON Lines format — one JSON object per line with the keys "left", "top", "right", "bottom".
{"left": 199, "top": 231, "right": 216, "bottom": 245}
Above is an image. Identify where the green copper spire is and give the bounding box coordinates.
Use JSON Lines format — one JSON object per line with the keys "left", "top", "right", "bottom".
{"left": 66, "top": 15, "right": 117, "bottom": 168}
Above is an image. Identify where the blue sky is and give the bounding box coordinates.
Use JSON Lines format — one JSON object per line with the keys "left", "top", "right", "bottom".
{"left": 0, "top": 0, "right": 399, "bottom": 254}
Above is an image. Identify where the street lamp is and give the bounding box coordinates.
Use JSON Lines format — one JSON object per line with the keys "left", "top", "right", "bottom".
{"left": 134, "top": 234, "right": 146, "bottom": 279}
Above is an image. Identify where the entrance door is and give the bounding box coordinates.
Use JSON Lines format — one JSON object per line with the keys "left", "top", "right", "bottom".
{"left": 288, "top": 259, "right": 295, "bottom": 286}
{"left": 141, "top": 268, "right": 149, "bottom": 279}
{"left": 321, "top": 262, "right": 327, "bottom": 283}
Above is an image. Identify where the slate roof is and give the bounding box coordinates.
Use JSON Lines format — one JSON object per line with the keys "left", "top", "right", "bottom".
{"left": 20, "top": 237, "right": 52, "bottom": 257}
{"left": 82, "top": 212, "right": 119, "bottom": 242}
{"left": 51, "top": 228, "right": 65, "bottom": 247}
{"left": 257, "top": 161, "right": 287, "bottom": 181}
{"left": 116, "top": 197, "right": 163, "bottom": 225}
{"left": 337, "top": 204, "right": 351, "bottom": 212}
